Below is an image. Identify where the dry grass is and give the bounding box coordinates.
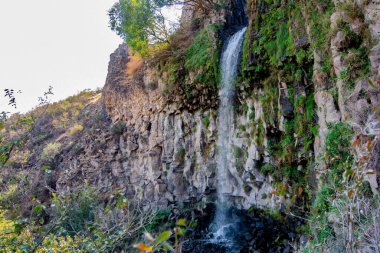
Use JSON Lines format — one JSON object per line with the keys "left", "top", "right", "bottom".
{"left": 127, "top": 53, "right": 144, "bottom": 76}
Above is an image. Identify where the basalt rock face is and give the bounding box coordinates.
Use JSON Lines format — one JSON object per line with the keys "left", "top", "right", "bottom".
{"left": 99, "top": 42, "right": 277, "bottom": 209}
{"left": 97, "top": 0, "right": 380, "bottom": 212}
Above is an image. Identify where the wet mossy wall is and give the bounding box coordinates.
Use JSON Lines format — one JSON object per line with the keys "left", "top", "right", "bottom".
{"left": 237, "top": 0, "right": 320, "bottom": 209}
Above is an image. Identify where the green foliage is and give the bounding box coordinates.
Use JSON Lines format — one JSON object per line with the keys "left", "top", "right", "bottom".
{"left": 325, "top": 123, "right": 354, "bottom": 185}
{"left": 255, "top": 120, "right": 266, "bottom": 146}
{"left": 259, "top": 163, "right": 277, "bottom": 175}
{"left": 175, "top": 147, "right": 186, "bottom": 163}
{"left": 233, "top": 146, "right": 244, "bottom": 159}
{"left": 108, "top": 0, "right": 164, "bottom": 56}
{"left": 202, "top": 115, "right": 210, "bottom": 128}
{"left": 135, "top": 218, "right": 195, "bottom": 253}
{"left": 242, "top": 1, "right": 308, "bottom": 80}
{"left": 152, "top": 23, "right": 222, "bottom": 106}
{"left": 312, "top": 186, "right": 334, "bottom": 215}
{"left": 0, "top": 114, "right": 35, "bottom": 167}
{"left": 145, "top": 209, "right": 171, "bottom": 232}
{"left": 111, "top": 121, "right": 126, "bottom": 135}
{"left": 249, "top": 111, "right": 255, "bottom": 121}
{"left": 109, "top": 0, "right": 223, "bottom": 56}
{"left": 185, "top": 25, "right": 222, "bottom": 87}
{"left": 239, "top": 124, "right": 247, "bottom": 132}
{"left": 41, "top": 142, "right": 61, "bottom": 163}
{"left": 243, "top": 183, "right": 252, "bottom": 193}
{"left": 259, "top": 80, "right": 279, "bottom": 127}
{"left": 234, "top": 146, "right": 247, "bottom": 176}
{"left": 51, "top": 186, "right": 98, "bottom": 236}
{"left": 69, "top": 124, "right": 84, "bottom": 136}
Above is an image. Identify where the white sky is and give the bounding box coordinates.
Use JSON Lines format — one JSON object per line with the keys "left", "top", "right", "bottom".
{"left": 0, "top": 0, "right": 122, "bottom": 114}
{"left": 0, "top": 1, "right": 182, "bottom": 114}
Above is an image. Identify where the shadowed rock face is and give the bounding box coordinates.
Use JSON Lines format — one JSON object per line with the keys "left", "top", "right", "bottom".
{"left": 225, "top": 0, "right": 248, "bottom": 28}
{"left": 182, "top": 205, "right": 303, "bottom": 253}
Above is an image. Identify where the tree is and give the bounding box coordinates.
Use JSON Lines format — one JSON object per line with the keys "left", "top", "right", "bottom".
{"left": 108, "top": 0, "right": 222, "bottom": 56}
{"left": 0, "top": 87, "right": 53, "bottom": 167}
{"left": 109, "top": 0, "right": 170, "bottom": 56}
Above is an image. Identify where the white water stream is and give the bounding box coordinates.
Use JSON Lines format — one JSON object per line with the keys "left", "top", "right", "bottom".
{"left": 213, "top": 27, "right": 247, "bottom": 240}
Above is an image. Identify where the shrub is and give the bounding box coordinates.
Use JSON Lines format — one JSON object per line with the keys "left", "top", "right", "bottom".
{"left": 51, "top": 187, "right": 98, "bottom": 236}
{"left": 312, "top": 186, "right": 334, "bottom": 215}
{"left": 202, "top": 115, "right": 210, "bottom": 128}
{"left": 259, "top": 163, "right": 277, "bottom": 176}
{"left": 41, "top": 143, "right": 61, "bottom": 162}
{"left": 68, "top": 124, "right": 84, "bottom": 136}
{"left": 111, "top": 121, "right": 125, "bottom": 135}
{"left": 175, "top": 147, "right": 186, "bottom": 163}
{"left": 185, "top": 25, "right": 221, "bottom": 87}
{"left": 325, "top": 123, "right": 354, "bottom": 185}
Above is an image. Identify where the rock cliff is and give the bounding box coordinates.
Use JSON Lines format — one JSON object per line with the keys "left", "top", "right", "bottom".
{"left": 2, "top": 0, "right": 380, "bottom": 216}
{"left": 55, "top": 0, "right": 380, "bottom": 212}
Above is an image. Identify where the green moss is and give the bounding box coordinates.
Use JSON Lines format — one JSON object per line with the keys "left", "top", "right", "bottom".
{"left": 243, "top": 183, "right": 252, "bottom": 193}
{"left": 239, "top": 124, "right": 247, "bottom": 132}
{"left": 275, "top": 182, "right": 287, "bottom": 196}
{"left": 242, "top": 103, "right": 249, "bottom": 114}
{"left": 312, "top": 186, "right": 334, "bottom": 217}
{"left": 202, "top": 115, "right": 210, "bottom": 128}
{"left": 185, "top": 25, "right": 222, "bottom": 87}
{"left": 260, "top": 163, "right": 277, "bottom": 175}
{"left": 284, "top": 166, "right": 301, "bottom": 181}
{"left": 259, "top": 80, "right": 279, "bottom": 127}
{"left": 249, "top": 111, "right": 255, "bottom": 121}
{"left": 242, "top": 2, "right": 306, "bottom": 83}
{"left": 145, "top": 209, "right": 172, "bottom": 232}
{"left": 325, "top": 123, "right": 354, "bottom": 185}
{"left": 256, "top": 120, "right": 266, "bottom": 146}
{"left": 233, "top": 146, "right": 245, "bottom": 159}
{"left": 337, "top": 1, "right": 365, "bottom": 21}
{"left": 175, "top": 147, "right": 186, "bottom": 163}
{"left": 234, "top": 146, "right": 248, "bottom": 176}
{"left": 305, "top": 93, "right": 315, "bottom": 121}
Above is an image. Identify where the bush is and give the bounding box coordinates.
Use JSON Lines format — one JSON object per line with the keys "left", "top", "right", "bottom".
{"left": 175, "top": 147, "right": 186, "bottom": 163}
{"left": 111, "top": 121, "right": 125, "bottom": 135}
{"left": 41, "top": 143, "right": 61, "bottom": 162}
{"left": 202, "top": 115, "right": 210, "bottom": 128}
{"left": 185, "top": 25, "right": 221, "bottom": 87}
{"left": 51, "top": 187, "right": 98, "bottom": 236}
{"left": 68, "top": 124, "right": 84, "bottom": 136}
{"left": 325, "top": 123, "right": 354, "bottom": 185}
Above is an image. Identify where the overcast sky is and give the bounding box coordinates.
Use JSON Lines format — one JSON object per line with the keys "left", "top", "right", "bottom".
{"left": 0, "top": 0, "right": 122, "bottom": 114}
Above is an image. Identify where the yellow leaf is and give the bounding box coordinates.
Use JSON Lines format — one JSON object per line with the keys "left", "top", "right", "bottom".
{"left": 298, "top": 187, "right": 303, "bottom": 196}
{"left": 367, "top": 140, "right": 373, "bottom": 150}
{"left": 348, "top": 189, "right": 355, "bottom": 199}
{"left": 133, "top": 243, "right": 153, "bottom": 252}
{"left": 176, "top": 219, "right": 187, "bottom": 227}
{"left": 352, "top": 136, "right": 361, "bottom": 148}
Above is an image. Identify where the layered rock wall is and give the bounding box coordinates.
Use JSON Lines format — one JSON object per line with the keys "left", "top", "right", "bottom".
{"left": 57, "top": 0, "right": 380, "bottom": 211}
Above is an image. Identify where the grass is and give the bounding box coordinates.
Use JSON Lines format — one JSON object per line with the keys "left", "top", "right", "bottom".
{"left": 325, "top": 123, "right": 354, "bottom": 185}
{"left": 185, "top": 24, "right": 222, "bottom": 88}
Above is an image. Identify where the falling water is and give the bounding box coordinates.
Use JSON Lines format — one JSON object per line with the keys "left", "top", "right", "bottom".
{"left": 212, "top": 27, "right": 247, "bottom": 242}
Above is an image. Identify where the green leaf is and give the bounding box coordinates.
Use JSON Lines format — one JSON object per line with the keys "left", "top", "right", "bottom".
{"left": 369, "top": 79, "right": 376, "bottom": 89}
{"left": 189, "top": 220, "right": 197, "bottom": 228}
{"left": 162, "top": 242, "right": 174, "bottom": 252}
{"left": 175, "top": 227, "right": 186, "bottom": 236}
{"left": 176, "top": 218, "right": 187, "bottom": 227}
{"left": 155, "top": 230, "right": 171, "bottom": 245}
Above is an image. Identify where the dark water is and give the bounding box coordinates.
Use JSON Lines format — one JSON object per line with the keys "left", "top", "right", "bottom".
{"left": 182, "top": 206, "right": 303, "bottom": 253}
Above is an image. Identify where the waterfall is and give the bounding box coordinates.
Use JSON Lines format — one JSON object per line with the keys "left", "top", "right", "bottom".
{"left": 213, "top": 27, "right": 247, "bottom": 240}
